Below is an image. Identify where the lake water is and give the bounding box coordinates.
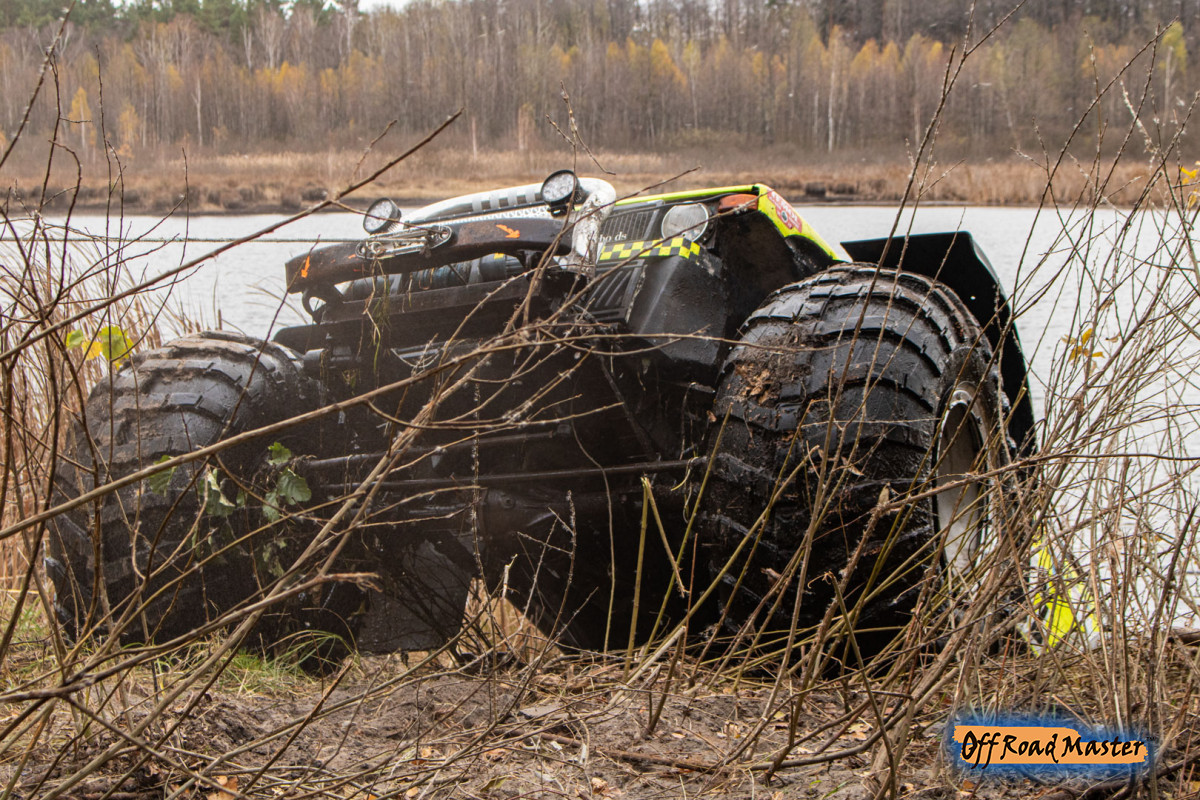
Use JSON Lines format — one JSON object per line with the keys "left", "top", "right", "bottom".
{"left": 50, "top": 204, "right": 1163, "bottom": 414}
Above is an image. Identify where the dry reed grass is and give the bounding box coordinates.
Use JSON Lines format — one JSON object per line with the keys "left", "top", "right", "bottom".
{"left": 2, "top": 130, "right": 1161, "bottom": 215}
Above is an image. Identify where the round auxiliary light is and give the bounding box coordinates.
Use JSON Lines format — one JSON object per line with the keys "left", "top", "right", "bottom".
{"left": 660, "top": 202, "right": 709, "bottom": 241}
{"left": 541, "top": 169, "right": 580, "bottom": 213}
{"left": 363, "top": 198, "right": 402, "bottom": 234}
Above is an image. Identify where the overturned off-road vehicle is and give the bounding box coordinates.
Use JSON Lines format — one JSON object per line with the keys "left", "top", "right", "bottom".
{"left": 49, "top": 173, "right": 1036, "bottom": 656}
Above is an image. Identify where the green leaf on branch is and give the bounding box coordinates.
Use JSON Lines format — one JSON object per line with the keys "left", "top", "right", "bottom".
{"left": 276, "top": 468, "right": 311, "bottom": 506}
{"left": 257, "top": 540, "right": 286, "bottom": 579}
{"left": 201, "top": 468, "right": 240, "bottom": 518}
{"left": 147, "top": 455, "right": 176, "bottom": 496}
{"left": 66, "top": 326, "right": 134, "bottom": 363}
{"left": 267, "top": 441, "right": 292, "bottom": 466}
{"left": 96, "top": 326, "right": 133, "bottom": 363}
{"left": 263, "top": 490, "right": 282, "bottom": 522}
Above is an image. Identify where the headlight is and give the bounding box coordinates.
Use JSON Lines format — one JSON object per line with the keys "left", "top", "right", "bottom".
{"left": 661, "top": 202, "right": 709, "bottom": 241}
{"left": 363, "top": 198, "right": 402, "bottom": 234}
{"left": 541, "top": 169, "right": 579, "bottom": 215}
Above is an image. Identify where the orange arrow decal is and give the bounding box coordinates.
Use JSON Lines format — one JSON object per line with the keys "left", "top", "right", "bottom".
{"left": 496, "top": 224, "right": 520, "bottom": 239}
{"left": 300, "top": 254, "right": 311, "bottom": 278}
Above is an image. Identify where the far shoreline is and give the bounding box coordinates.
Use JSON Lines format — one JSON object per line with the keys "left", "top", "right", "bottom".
{"left": 56, "top": 195, "right": 1037, "bottom": 217}
{"left": 4, "top": 152, "right": 1160, "bottom": 217}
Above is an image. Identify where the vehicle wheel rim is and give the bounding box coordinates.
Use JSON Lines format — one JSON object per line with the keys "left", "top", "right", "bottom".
{"left": 935, "top": 384, "right": 992, "bottom": 593}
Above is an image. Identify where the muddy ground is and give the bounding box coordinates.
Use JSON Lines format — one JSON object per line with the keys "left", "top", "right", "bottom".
{"left": 2, "top": 645, "right": 1125, "bottom": 800}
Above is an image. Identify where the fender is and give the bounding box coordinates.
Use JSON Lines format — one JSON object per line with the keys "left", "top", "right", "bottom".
{"left": 841, "top": 232, "right": 1036, "bottom": 455}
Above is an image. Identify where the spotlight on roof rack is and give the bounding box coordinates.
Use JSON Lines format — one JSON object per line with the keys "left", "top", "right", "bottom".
{"left": 363, "top": 198, "right": 402, "bottom": 234}
{"left": 540, "top": 170, "right": 580, "bottom": 216}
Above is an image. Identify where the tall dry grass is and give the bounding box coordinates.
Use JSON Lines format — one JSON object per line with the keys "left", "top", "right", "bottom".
{"left": 0, "top": 18, "right": 1199, "bottom": 800}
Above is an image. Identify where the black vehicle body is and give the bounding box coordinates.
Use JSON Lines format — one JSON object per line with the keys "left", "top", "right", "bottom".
{"left": 48, "top": 175, "right": 1035, "bottom": 654}
{"left": 274, "top": 179, "right": 1033, "bottom": 650}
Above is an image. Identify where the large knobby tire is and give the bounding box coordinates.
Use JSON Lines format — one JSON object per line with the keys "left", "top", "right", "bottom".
{"left": 699, "top": 265, "right": 1017, "bottom": 656}
{"left": 47, "top": 332, "right": 360, "bottom": 647}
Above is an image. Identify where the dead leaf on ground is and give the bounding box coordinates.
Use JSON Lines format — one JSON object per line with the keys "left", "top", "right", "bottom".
{"left": 590, "top": 776, "right": 621, "bottom": 797}
{"left": 207, "top": 775, "right": 238, "bottom": 800}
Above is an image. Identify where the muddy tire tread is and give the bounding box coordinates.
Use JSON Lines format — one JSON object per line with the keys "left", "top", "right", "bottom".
{"left": 48, "top": 332, "right": 325, "bottom": 642}
{"left": 701, "top": 264, "right": 1010, "bottom": 640}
